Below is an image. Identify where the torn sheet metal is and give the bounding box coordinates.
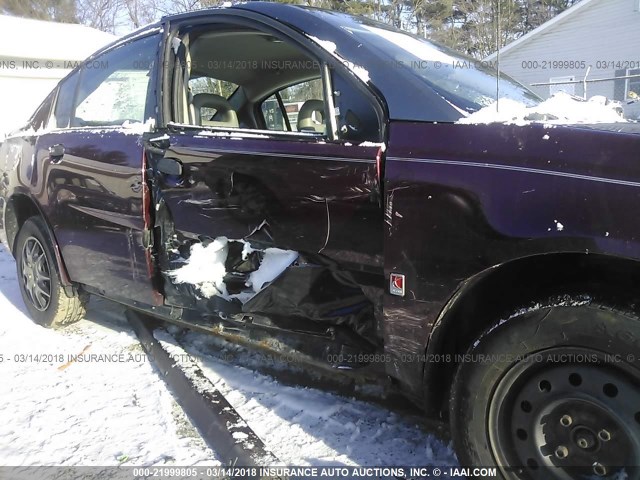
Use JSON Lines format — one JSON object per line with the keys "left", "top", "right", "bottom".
{"left": 241, "top": 257, "right": 377, "bottom": 345}
{"left": 166, "top": 236, "right": 377, "bottom": 345}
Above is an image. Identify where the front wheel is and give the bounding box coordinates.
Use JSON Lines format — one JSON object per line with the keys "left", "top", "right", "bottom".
{"left": 15, "top": 216, "right": 87, "bottom": 327}
{"left": 450, "top": 303, "right": 640, "bottom": 479}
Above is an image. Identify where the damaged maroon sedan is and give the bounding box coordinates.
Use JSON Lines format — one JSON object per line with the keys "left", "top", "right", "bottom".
{"left": 1, "top": 3, "right": 640, "bottom": 477}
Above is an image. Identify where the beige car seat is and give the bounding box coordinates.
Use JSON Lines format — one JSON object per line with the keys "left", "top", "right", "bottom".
{"left": 192, "top": 93, "right": 239, "bottom": 128}
{"left": 297, "top": 99, "right": 325, "bottom": 133}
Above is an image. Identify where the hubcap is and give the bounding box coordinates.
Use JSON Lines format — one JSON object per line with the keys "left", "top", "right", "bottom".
{"left": 20, "top": 237, "right": 52, "bottom": 311}
{"left": 489, "top": 347, "right": 640, "bottom": 479}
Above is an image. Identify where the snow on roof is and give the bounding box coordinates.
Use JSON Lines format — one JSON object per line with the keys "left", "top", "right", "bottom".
{"left": 0, "top": 14, "right": 117, "bottom": 62}
{"left": 485, "top": 0, "right": 599, "bottom": 60}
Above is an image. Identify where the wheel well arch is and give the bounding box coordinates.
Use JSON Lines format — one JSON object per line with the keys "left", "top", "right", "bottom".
{"left": 422, "top": 251, "right": 640, "bottom": 415}
{"left": 5, "top": 194, "right": 72, "bottom": 287}
{"left": 5, "top": 194, "right": 42, "bottom": 254}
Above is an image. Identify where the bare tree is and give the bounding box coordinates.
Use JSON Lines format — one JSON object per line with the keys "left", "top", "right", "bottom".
{"left": 0, "top": 0, "right": 77, "bottom": 22}
{"left": 13, "top": 0, "right": 579, "bottom": 54}
{"left": 75, "top": 0, "right": 120, "bottom": 33}
{"left": 123, "top": 0, "right": 156, "bottom": 28}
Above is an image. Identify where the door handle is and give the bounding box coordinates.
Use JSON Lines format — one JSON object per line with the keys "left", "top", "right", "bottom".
{"left": 49, "top": 144, "right": 65, "bottom": 162}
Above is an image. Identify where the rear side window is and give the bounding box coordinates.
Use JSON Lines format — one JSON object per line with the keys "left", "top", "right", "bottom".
{"left": 53, "top": 72, "right": 79, "bottom": 129}
{"left": 261, "top": 78, "right": 324, "bottom": 132}
{"left": 71, "top": 34, "right": 159, "bottom": 127}
{"left": 30, "top": 90, "right": 55, "bottom": 131}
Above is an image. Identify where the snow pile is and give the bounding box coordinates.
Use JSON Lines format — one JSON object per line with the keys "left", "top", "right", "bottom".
{"left": 170, "top": 238, "right": 230, "bottom": 298}
{"left": 169, "top": 238, "right": 298, "bottom": 301}
{"left": 11, "top": 117, "right": 156, "bottom": 140}
{"left": 358, "top": 141, "right": 387, "bottom": 152}
{"left": 307, "top": 35, "right": 338, "bottom": 54}
{"left": 121, "top": 117, "right": 157, "bottom": 134}
{"left": 458, "top": 92, "right": 626, "bottom": 125}
{"left": 194, "top": 130, "right": 270, "bottom": 139}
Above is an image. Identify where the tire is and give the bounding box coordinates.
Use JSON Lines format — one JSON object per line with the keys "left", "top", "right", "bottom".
{"left": 450, "top": 302, "right": 640, "bottom": 479}
{"left": 15, "top": 216, "right": 87, "bottom": 328}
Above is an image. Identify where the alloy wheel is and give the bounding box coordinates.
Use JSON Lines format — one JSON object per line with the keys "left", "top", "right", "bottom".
{"left": 20, "top": 236, "right": 52, "bottom": 311}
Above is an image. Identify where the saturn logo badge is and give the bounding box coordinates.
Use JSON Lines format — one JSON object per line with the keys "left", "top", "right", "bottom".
{"left": 389, "top": 273, "right": 405, "bottom": 297}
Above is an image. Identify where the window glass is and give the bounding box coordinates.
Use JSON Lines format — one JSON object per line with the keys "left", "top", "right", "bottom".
{"left": 261, "top": 95, "right": 285, "bottom": 131}
{"left": 189, "top": 77, "right": 237, "bottom": 98}
{"left": 72, "top": 34, "right": 158, "bottom": 127}
{"left": 30, "top": 90, "right": 55, "bottom": 131}
{"left": 53, "top": 72, "right": 79, "bottom": 129}
{"left": 261, "top": 78, "right": 324, "bottom": 132}
{"left": 333, "top": 18, "right": 539, "bottom": 114}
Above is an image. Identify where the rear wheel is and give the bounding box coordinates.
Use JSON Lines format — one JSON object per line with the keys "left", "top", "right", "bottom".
{"left": 450, "top": 303, "right": 640, "bottom": 479}
{"left": 15, "top": 216, "right": 87, "bottom": 327}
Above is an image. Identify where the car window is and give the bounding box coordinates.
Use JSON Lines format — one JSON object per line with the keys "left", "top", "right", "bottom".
{"left": 29, "top": 90, "right": 55, "bottom": 131}
{"left": 261, "top": 78, "right": 324, "bottom": 132}
{"left": 71, "top": 34, "right": 159, "bottom": 127}
{"left": 53, "top": 72, "right": 79, "bottom": 129}
{"left": 171, "top": 27, "right": 323, "bottom": 133}
{"left": 342, "top": 22, "right": 539, "bottom": 113}
{"left": 189, "top": 77, "right": 237, "bottom": 98}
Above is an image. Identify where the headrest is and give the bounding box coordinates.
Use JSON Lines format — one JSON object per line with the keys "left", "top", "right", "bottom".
{"left": 297, "top": 99, "right": 325, "bottom": 133}
{"left": 192, "top": 93, "right": 238, "bottom": 127}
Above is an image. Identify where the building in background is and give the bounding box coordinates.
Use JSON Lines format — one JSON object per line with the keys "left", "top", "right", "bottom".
{"left": 486, "top": 0, "right": 640, "bottom": 115}
{"left": 0, "top": 15, "right": 115, "bottom": 137}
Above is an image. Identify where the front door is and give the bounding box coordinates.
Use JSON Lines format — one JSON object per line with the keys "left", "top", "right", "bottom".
{"left": 151, "top": 20, "right": 385, "bottom": 320}
{"left": 157, "top": 132, "right": 381, "bottom": 259}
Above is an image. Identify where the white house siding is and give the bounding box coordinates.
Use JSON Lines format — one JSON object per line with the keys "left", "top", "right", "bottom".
{"left": 491, "top": 0, "right": 640, "bottom": 100}
{"left": 0, "top": 16, "right": 115, "bottom": 137}
{"left": 0, "top": 65, "right": 71, "bottom": 135}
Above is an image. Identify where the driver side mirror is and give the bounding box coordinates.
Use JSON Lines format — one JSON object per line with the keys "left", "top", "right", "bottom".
{"left": 339, "top": 110, "right": 362, "bottom": 137}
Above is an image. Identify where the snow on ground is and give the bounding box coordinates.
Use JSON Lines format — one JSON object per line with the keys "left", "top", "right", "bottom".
{"left": 169, "top": 331, "right": 458, "bottom": 467}
{"left": 458, "top": 92, "right": 627, "bottom": 125}
{"left": 0, "top": 245, "right": 215, "bottom": 466}
{"left": 0, "top": 244, "right": 456, "bottom": 468}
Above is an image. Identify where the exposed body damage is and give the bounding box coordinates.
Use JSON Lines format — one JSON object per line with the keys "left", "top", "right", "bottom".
{"left": 143, "top": 110, "right": 384, "bottom": 364}
{"left": 153, "top": 180, "right": 381, "bottom": 362}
